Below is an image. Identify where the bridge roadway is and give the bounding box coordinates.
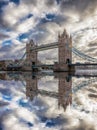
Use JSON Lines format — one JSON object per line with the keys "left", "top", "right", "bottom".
{"left": 32, "top": 64, "right": 54, "bottom": 69}
{"left": 32, "top": 63, "right": 97, "bottom": 68}
{"left": 68, "top": 63, "right": 97, "bottom": 66}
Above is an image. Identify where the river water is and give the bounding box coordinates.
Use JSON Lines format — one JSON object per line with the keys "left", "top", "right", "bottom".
{"left": 0, "top": 71, "right": 97, "bottom": 130}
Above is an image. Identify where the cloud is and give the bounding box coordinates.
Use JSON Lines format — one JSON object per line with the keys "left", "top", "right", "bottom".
{"left": 66, "top": 120, "right": 95, "bottom": 130}
{"left": 1, "top": 2, "right": 30, "bottom": 29}
{"left": 60, "top": 0, "right": 97, "bottom": 20}
{"left": 0, "top": 41, "right": 25, "bottom": 60}
{"left": 0, "top": 33, "right": 9, "bottom": 40}
{"left": 21, "top": 0, "right": 38, "bottom": 6}
{"left": 14, "top": 17, "right": 37, "bottom": 33}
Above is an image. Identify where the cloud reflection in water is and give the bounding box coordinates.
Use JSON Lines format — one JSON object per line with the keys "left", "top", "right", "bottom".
{"left": 0, "top": 72, "right": 97, "bottom": 130}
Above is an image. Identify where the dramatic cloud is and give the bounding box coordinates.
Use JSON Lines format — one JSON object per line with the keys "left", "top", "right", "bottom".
{"left": 60, "top": 0, "right": 97, "bottom": 19}
{"left": 0, "top": 33, "right": 9, "bottom": 40}
{"left": 0, "top": 42, "right": 25, "bottom": 60}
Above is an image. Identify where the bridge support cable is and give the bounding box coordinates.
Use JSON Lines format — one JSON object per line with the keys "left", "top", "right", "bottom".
{"left": 17, "top": 52, "right": 26, "bottom": 65}
{"left": 73, "top": 47, "right": 97, "bottom": 61}
{"left": 72, "top": 49, "right": 95, "bottom": 62}
{"left": 14, "top": 52, "right": 26, "bottom": 66}
{"left": 73, "top": 47, "right": 96, "bottom": 61}
{"left": 72, "top": 48, "right": 97, "bottom": 62}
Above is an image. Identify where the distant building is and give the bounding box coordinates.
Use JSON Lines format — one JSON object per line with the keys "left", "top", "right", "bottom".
{"left": 5, "top": 60, "right": 14, "bottom": 67}
{"left": 0, "top": 60, "right": 6, "bottom": 70}
{"left": 0, "top": 60, "right": 14, "bottom": 70}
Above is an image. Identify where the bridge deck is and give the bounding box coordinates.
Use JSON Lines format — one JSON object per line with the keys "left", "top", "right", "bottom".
{"left": 69, "top": 63, "right": 97, "bottom": 66}
{"left": 32, "top": 64, "right": 54, "bottom": 68}
{"left": 33, "top": 63, "right": 97, "bottom": 67}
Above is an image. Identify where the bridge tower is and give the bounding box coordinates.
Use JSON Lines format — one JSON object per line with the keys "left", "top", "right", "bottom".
{"left": 54, "top": 29, "right": 72, "bottom": 71}
{"left": 24, "top": 40, "right": 37, "bottom": 71}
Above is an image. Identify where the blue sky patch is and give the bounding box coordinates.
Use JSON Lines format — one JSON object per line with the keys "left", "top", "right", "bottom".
{"left": 0, "top": 1, "right": 8, "bottom": 12}
{"left": 40, "top": 18, "right": 49, "bottom": 24}
{"left": 27, "top": 122, "right": 33, "bottom": 127}
{"left": 39, "top": 13, "right": 56, "bottom": 24}
{"left": 40, "top": 117, "right": 57, "bottom": 127}
{"left": 17, "top": 98, "right": 33, "bottom": 110}
{"left": 27, "top": 13, "right": 33, "bottom": 19}
{"left": 19, "top": 118, "right": 33, "bottom": 127}
{"left": 18, "top": 98, "right": 28, "bottom": 107}
{"left": 41, "top": 117, "right": 48, "bottom": 122}
{"left": 2, "top": 40, "right": 12, "bottom": 46}
{"left": 19, "top": 13, "right": 33, "bottom": 23}
{"left": 2, "top": 95, "right": 12, "bottom": 101}
{"left": 0, "top": 123, "right": 3, "bottom": 130}
{"left": 18, "top": 32, "right": 30, "bottom": 41}
{"left": 56, "top": 0, "right": 61, "bottom": 4}
{"left": 10, "top": 0, "right": 20, "bottom": 5}
{"left": 46, "top": 120, "right": 56, "bottom": 127}
{"left": 46, "top": 13, "right": 55, "bottom": 20}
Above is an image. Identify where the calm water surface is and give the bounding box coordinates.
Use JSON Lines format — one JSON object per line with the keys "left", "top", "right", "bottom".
{"left": 0, "top": 71, "right": 97, "bottom": 130}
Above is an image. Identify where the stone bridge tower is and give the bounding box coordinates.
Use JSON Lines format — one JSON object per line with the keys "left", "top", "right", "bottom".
{"left": 24, "top": 40, "right": 37, "bottom": 71}
{"left": 54, "top": 29, "right": 72, "bottom": 71}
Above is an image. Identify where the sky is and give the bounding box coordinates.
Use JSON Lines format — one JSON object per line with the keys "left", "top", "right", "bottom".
{"left": 0, "top": 0, "right": 97, "bottom": 61}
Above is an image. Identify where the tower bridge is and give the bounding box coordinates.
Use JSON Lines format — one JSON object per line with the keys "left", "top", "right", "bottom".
{"left": 7, "top": 29, "right": 97, "bottom": 72}
{"left": 23, "top": 29, "right": 72, "bottom": 72}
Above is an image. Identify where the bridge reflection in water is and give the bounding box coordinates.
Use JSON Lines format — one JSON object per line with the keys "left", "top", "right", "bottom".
{"left": 0, "top": 71, "right": 97, "bottom": 111}
{"left": 25, "top": 72, "right": 72, "bottom": 111}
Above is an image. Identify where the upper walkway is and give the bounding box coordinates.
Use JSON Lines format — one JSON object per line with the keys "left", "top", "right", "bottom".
{"left": 30, "top": 42, "right": 58, "bottom": 51}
